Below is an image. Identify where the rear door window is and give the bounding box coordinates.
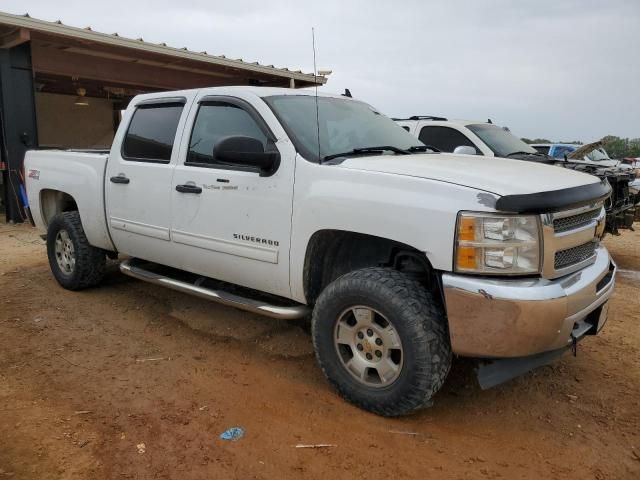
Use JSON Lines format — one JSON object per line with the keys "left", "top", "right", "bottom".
{"left": 122, "top": 103, "right": 184, "bottom": 162}
{"left": 418, "top": 126, "right": 479, "bottom": 153}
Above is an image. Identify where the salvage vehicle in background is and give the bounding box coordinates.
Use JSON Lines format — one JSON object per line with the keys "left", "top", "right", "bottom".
{"left": 629, "top": 172, "right": 640, "bottom": 216}
{"left": 396, "top": 117, "right": 636, "bottom": 234}
{"left": 532, "top": 141, "right": 639, "bottom": 226}
{"left": 533, "top": 141, "right": 624, "bottom": 165}
{"left": 25, "top": 88, "right": 616, "bottom": 416}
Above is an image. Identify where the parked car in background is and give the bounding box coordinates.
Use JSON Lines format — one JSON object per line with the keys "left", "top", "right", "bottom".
{"left": 25, "top": 88, "right": 616, "bottom": 416}
{"left": 531, "top": 143, "right": 574, "bottom": 159}
{"left": 396, "top": 117, "right": 636, "bottom": 234}
{"left": 532, "top": 142, "right": 626, "bottom": 167}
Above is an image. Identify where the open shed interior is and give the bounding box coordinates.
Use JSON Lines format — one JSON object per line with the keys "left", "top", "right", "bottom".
{"left": 35, "top": 92, "right": 118, "bottom": 149}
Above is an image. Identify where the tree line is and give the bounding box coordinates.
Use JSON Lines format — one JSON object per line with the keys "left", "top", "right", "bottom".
{"left": 521, "top": 136, "right": 640, "bottom": 158}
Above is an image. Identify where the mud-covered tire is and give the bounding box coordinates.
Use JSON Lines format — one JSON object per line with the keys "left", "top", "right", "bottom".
{"left": 46, "top": 211, "right": 105, "bottom": 290}
{"left": 312, "top": 267, "right": 451, "bottom": 416}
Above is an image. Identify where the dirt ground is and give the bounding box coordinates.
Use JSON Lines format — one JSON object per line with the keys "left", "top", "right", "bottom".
{"left": 0, "top": 221, "right": 638, "bottom": 480}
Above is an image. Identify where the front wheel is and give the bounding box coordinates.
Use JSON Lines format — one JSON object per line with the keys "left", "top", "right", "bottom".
{"left": 312, "top": 267, "right": 451, "bottom": 416}
{"left": 46, "top": 211, "right": 106, "bottom": 290}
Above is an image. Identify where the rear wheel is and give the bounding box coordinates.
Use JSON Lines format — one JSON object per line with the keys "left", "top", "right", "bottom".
{"left": 47, "top": 211, "right": 105, "bottom": 290}
{"left": 312, "top": 267, "right": 451, "bottom": 416}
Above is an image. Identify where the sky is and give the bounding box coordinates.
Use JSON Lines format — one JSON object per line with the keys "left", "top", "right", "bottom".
{"left": 4, "top": 0, "right": 640, "bottom": 141}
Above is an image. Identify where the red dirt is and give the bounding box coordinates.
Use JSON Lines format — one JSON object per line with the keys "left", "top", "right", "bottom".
{"left": 1, "top": 221, "right": 639, "bottom": 479}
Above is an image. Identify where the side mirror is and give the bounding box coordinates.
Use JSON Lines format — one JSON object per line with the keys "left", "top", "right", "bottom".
{"left": 213, "top": 136, "right": 280, "bottom": 176}
{"left": 453, "top": 146, "right": 476, "bottom": 155}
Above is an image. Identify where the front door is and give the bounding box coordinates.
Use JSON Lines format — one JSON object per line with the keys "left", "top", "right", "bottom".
{"left": 170, "top": 94, "right": 296, "bottom": 298}
{"left": 418, "top": 125, "right": 481, "bottom": 154}
{"left": 105, "top": 95, "right": 193, "bottom": 263}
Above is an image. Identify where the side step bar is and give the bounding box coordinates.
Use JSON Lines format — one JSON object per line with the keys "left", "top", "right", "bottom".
{"left": 119, "top": 259, "right": 310, "bottom": 320}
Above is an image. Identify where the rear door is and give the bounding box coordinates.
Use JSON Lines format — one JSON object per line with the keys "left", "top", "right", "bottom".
{"left": 169, "top": 93, "right": 296, "bottom": 298}
{"left": 105, "top": 94, "right": 194, "bottom": 263}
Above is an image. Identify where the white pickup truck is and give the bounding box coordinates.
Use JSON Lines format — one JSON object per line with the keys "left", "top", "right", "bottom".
{"left": 25, "top": 87, "right": 616, "bottom": 416}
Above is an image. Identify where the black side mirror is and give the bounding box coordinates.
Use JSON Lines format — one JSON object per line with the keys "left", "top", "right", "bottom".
{"left": 213, "top": 136, "right": 280, "bottom": 176}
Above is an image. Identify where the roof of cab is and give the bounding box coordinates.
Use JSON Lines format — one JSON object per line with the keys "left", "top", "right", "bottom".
{"left": 130, "top": 86, "right": 353, "bottom": 104}
{"left": 395, "top": 118, "right": 492, "bottom": 128}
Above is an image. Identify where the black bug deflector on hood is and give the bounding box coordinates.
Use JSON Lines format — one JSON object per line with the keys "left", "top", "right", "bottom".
{"left": 495, "top": 179, "right": 611, "bottom": 214}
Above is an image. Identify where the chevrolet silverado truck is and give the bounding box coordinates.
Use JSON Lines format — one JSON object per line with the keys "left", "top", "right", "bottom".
{"left": 25, "top": 87, "right": 616, "bottom": 416}
{"left": 396, "top": 117, "right": 636, "bottom": 234}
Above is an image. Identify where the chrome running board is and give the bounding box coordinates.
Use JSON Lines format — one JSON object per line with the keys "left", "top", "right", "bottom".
{"left": 119, "top": 259, "right": 310, "bottom": 320}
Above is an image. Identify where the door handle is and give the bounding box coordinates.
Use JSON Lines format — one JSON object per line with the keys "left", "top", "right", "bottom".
{"left": 176, "top": 184, "right": 202, "bottom": 194}
{"left": 110, "top": 175, "right": 130, "bottom": 184}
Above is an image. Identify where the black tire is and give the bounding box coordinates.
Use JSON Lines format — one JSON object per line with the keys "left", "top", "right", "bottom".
{"left": 311, "top": 267, "right": 451, "bottom": 416}
{"left": 46, "top": 211, "right": 106, "bottom": 290}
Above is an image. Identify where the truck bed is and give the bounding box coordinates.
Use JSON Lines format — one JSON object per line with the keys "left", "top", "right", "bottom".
{"left": 24, "top": 149, "right": 114, "bottom": 251}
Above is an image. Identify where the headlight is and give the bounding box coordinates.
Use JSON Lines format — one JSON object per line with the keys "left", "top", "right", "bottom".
{"left": 455, "top": 212, "right": 541, "bottom": 275}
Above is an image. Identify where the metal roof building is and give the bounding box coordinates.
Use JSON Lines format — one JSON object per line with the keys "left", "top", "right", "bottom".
{"left": 0, "top": 11, "right": 327, "bottom": 223}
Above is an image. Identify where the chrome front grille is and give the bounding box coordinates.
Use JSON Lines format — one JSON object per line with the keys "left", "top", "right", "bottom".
{"left": 554, "top": 241, "right": 597, "bottom": 270}
{"left": 542, "top": 203, "right": 605, "bottom": 279}
{"left": 553, "top": 208, "right": 601, "bottom": 233}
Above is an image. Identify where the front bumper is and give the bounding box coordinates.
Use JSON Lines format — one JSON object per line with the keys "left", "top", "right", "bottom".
{"left": 441, "top": 245, "right": 616, "bottom": 358}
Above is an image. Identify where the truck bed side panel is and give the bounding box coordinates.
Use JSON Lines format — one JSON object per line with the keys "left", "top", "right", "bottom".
{"left": 24, "top": 150, "right": 114, "bottom": 251}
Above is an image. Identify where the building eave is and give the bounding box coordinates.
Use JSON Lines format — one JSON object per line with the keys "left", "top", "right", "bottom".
{"left": 0, "top": 11, "right": 327, "bottom": 86}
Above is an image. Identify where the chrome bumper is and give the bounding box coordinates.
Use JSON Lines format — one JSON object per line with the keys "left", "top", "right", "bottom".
{"left": 441, "top": 245, "right": 616, "bottom": 358}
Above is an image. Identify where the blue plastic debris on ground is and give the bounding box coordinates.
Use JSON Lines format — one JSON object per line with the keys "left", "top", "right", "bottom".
{"left": 220, "top": 427, "right": 245, "bottom": 441}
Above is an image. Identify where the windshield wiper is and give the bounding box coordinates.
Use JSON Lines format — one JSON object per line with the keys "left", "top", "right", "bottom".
{"left": 322, "top": 146, "right": 410, "bottom": 162}
{"left": 407, "top": 145, "right": 440, "bottom": 153}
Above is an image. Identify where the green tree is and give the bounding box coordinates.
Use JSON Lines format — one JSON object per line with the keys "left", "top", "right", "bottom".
{"left": 602, "top": 136, "right": 640, "bottom": 158}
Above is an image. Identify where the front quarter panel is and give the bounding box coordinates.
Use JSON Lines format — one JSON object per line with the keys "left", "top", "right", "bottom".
{"left": 289, "top": 156, "right": 496, "bottom": 303}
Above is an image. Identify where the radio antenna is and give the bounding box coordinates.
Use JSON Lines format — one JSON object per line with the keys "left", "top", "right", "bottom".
{"left": 312, "top": 27, "right": 321, "bottom": 162}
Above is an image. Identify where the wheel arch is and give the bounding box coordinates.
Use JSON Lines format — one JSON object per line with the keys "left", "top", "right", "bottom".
{"left": 40, "top": 189, "right": 79, "bottom": 227}
{"left": 302, "top": 229, "right": 442, "bottom": 306}
{"left": 37, "top": 188, "right": 115, "bottom": 252}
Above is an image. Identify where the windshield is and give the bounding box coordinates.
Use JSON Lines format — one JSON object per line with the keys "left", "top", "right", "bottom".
{"left": 586, "top": 148, "right": 612, "bottom": 161}
{"left": 466, "top": 124, "right": 538, "bottom": 157}
{"left": 552, "top": 145, "right": 577, "bottom": 159}
{"left": 264, "top": 95, "right": 422, "bottom": 162}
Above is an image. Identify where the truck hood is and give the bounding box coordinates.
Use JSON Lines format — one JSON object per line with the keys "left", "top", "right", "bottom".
{"left": 339, "top": 153, "right": 601, "bottom": 196}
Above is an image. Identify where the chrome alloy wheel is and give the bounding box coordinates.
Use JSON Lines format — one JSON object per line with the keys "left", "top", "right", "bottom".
{"left": 54, "top": 229, "right": 76, "bottom": 274}
{"left": 333, "top": 306, "right": 403, "bottom": 387}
